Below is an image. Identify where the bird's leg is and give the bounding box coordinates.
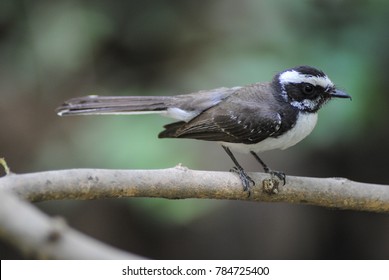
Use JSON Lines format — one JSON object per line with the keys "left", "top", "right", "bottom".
{"left": 222, "top": 146, "right": 254, "bottom": 194}
{"left": 250, "top": 151, "right": 286, "bottom": 185}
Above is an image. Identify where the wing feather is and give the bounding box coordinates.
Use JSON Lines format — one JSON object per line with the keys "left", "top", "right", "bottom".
{"left": 159, "top": 102, "right": 282, "bottom": 144}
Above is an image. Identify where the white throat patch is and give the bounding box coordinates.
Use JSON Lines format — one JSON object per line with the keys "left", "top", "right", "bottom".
{"left": 279, "top": 70, "right": 334, "bottom": 88}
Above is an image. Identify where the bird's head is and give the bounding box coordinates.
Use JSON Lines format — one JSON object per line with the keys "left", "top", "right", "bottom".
{"left": 274, "top": 66, "right": 351, "bottom": 113}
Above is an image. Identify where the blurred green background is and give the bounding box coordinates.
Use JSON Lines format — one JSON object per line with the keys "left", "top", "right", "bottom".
{"left": 1, "top": 0, "right": 388, "bottom": 259}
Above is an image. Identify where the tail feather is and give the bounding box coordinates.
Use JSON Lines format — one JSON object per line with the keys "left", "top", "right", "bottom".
{"left": 56, "top": 95, "right": 172, "bottom": 116}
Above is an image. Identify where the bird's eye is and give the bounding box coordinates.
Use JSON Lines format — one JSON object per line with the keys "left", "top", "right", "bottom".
{"left": 302, "top": 84, "right": 315, "bottom": 95}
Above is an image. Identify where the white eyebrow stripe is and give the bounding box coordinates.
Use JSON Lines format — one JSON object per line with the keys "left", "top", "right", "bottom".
{"left": 279, "top": 70, "right": 334, "bottom": 88}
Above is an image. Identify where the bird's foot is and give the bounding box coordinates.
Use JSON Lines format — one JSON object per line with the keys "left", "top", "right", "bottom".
{"left": 230, "top": 166, "right": 255, "bottom": 195}
{"left": 269, "top": 170, "right": 286, "bottom": 185}
{"left": 262, "top": 170, "right": 286, "bottom": 195}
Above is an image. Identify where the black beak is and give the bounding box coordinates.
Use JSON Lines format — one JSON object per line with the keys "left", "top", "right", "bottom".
{"left": 330, "top": 88, "right": 352, "bottom": 100}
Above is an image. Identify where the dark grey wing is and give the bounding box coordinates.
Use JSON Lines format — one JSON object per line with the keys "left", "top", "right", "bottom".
{"left": 159, "top": 102, "right": 282, "bottom": 144}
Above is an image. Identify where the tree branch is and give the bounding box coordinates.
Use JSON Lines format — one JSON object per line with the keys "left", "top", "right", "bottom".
{"left": 1, "top": 166, "right": 388, "bottom": 212}
{"left": 0, "top": 188, "right": 145, "bottom": 259}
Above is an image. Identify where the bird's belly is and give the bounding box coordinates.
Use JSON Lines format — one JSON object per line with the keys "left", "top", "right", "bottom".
{"left": 221, "top": 112, "right": 318, "bottom": 154}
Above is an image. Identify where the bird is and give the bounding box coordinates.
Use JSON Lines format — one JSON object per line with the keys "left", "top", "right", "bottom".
{"left": 56, "top": 65, "right": 351, "bottom": 194}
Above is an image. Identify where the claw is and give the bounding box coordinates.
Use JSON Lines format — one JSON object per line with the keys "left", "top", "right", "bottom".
{"left": 249, "top": 151, "right": 286, "bottom": 188}
{"left": 269, "top": 170, "right": 286, "bottom": 185}
{"left": 222, "top": 146, "right": 255, "bottom": 196}
{"left": 230, "top": 166, "right": 255, "bottom": 195}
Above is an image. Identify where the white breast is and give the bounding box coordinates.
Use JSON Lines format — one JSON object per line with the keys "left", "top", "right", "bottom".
{"left": 221, "top": 112, "right": 318, "bottom": 154}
